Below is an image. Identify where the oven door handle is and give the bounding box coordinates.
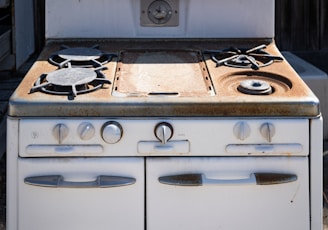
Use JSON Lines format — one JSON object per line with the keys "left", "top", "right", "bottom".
{"left": 158, "top": 173, "right": 297, "bottom": 186}
{"left": 24, "top": 175, "right": 136, "bottom": 188}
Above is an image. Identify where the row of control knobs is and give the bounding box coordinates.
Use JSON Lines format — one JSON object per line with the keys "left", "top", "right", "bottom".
{"left": 53, "top": 122, "right": 173, "bottom": 144}
{"left": 233, "top": 121, "right": 275, "bottom": 142}
{"left": 52, "top": 122, "right": 123, "bottom": 144}
{"left": 53, "top": 121, "right": 274, "bottom": 144}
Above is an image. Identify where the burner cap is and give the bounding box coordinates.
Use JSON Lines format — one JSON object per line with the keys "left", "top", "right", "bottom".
{"left": 229, "top": 55, "right": 257, "bottom": 68}
{"left": 58, "top": 47, "right": 103, "bottom": 61}
{"left": 238, "top": 79, "right": 273, "bottom": 95}
{"left": 46, "top": 68, "right": 97, "bottom": 86}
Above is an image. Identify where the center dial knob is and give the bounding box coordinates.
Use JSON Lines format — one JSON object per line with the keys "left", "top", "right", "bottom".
{"left": 148, "top": 0, "right": 172, "bottom": 24}
{"left": 101, "top": 121, "right": 123, "bottom": 144}
{"left": 154, "top": 122, "right": 173, "bottom": 144}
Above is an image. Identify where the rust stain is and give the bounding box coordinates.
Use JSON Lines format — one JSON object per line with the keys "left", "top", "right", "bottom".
{"left": 9, "top": 39, "right": 320, "bottom": 117}
{"left": 113, "top": 50, "right": 214, "bottom": 97}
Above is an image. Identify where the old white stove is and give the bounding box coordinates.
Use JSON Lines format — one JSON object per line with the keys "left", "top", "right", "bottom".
{"left": 7, "top": 1, "right": 322, "bottom": 230}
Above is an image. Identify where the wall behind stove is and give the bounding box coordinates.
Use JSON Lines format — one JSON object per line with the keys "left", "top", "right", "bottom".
{"left": 44, "top": 0, "right": 274, "bottom": 39}
{"left": 32, "top": 0, "right": 327, "bottom": 51}
{"left": 275, "top": 0, "right": 328, "bottom": 51}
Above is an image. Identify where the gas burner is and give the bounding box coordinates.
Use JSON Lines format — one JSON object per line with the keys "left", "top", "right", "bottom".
{"left": 48, "top": 45, "right": 117, "bottom": 68}
{"left": 30, "top": 67, "right": 111, "bottom": 98}
{"left": 238, "top": 79, "right": 273, "bottom": 95}
{"left": 217, "top": 71, "right": 292, "bottom": 96}
{"left": 205, "top": 44, "right": 283, "bottom": 70}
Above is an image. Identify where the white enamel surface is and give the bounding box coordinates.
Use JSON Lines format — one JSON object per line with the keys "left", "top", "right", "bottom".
{"left": 7, "top": 116, "right": 323, "bottom": 230}
{"left": 45, "top": 0, "right": 274, "bottom": 38}
{"left": 310, "top": 117, "right": 323, "bottom": 230}
{"left": 146, "top": 156, "right": 310, "bottom": 230}
{"left": 17, "top": 157, "right": 144, "bottom": 230}
{"left": 19, "top": 118, "right": 309, "bottom": 157}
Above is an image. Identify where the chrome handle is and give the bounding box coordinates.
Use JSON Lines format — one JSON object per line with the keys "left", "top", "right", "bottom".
{"left": 25, "top": 175, "right": 136, "bottom": 188}
{"left": 159, "top": 173, "right": 297, "bottom": 186}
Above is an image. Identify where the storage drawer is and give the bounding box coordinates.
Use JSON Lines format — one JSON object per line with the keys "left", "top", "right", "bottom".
{"left": 147, "top": 157, "right": 310, "bottom": 230}
{"left": 17, "top": 157, "right": 145, "bottom": 230}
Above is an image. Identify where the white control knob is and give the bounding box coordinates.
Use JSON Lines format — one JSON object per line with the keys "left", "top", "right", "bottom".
{"left": 101, "top": 121, "right": 123, "bottom": 144}
{"left": 78, "top": 122, "right": 95, "bottom": 140}
{"left": 260, "top": 122, "right": 275, "bottom": 142}
{"left": 154, "top": 122, "right": 173, "bottom": 144}
{"left": 233, "top": 121, "right": 250, "bottom": 140}
{"left": 53, "top": 123, "right": 69, "bottom": 144}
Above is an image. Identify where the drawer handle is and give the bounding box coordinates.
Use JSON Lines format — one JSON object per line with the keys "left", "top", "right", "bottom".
{"left": 25, "top": 175, "right": 136, "bottom": 188}
{"left": 159, "top": 173, "right": 297, "bottom": 186}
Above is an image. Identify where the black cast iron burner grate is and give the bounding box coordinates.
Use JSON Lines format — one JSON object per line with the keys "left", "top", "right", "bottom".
{"left": 48, "top": 45, "right": 117, "bottom": 68}
{"left": 30, "top": 66, "right": 111, "bottom": 99}
{"left": 204, "top": 44, "right": 283, "bottom": 70}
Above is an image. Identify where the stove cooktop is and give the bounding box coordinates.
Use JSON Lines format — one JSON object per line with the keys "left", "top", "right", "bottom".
{"left": 8, "top": 39, "right": 320, "bottom": 117}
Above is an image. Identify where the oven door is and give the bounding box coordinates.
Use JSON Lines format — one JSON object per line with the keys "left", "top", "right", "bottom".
{"left": 146, "top": 157, "right": 309, "bottom": 230}
{"left": 18, "top": 157, "right": 144, "bottom": 230}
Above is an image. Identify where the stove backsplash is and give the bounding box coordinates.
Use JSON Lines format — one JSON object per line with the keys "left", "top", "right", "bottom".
{"left": 45, "top": 0, "right": 274, "bottom": 39}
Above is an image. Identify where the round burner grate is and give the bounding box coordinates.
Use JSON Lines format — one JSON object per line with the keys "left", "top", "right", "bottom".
{"left": 58, "top": 47, "right": 103, "bottom": 61}
{"left": 205, "top": 44, "right": 283, "bottom": 70}
{"left": 48, "top": 45, "right": 116, "bottom": 68}
{"left": 30, "top": 67, "right": 111, "bottom": 98}
{"left": 46, "top": 68, "right": 97, "bottom": 86}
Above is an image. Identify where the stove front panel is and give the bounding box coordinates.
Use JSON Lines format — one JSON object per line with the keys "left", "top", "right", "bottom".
{"left": 18, "top": 118, "right": 309, "bottom": 157}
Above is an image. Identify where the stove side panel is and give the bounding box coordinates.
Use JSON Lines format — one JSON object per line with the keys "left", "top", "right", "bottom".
{"left": 6, "top": 117, "right": 19, "bottom": 230}
{"left": 310, "top": 117, "right": 323, "bottom": 230}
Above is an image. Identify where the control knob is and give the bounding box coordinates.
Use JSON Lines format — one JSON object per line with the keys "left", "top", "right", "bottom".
{"left": 101, "top": 121, "right": 123, "bottom": 144}
{"left": 154, "top": 122, "right": 173, "bottom": 144}
{"left": 78, "top": 122, "right": 95, "bottom": 140}
{"left": 53, "top": 123, "right": 69, "bottom": 144}
{"left": 260, "top": 122, "right": 275, "bottom": 142}
{"left": 233, "top": 121, "right": 251, "bottom": 140}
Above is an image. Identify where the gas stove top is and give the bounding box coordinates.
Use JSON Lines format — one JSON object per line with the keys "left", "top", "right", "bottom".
{"left": 8, "top": 39, "right": 319, "bottom": 117}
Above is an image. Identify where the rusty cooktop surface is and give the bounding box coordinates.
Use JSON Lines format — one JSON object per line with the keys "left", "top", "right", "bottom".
{"left": 112, "top": 50, "right": 215, "bottom": 97}
{"left": 8, "top": 39, "right": 320, "bottom": 117}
